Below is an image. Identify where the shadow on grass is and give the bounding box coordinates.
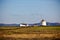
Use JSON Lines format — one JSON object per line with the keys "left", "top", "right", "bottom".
{"left": 0, "top": 37, "right": 60, "bottom": 40}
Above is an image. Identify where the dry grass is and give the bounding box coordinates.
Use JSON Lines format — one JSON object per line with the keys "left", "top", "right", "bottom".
{"left": 0, "top": 26, "right": 60, "bottom": 34}
{"left": 0, "top": 26, "right": 60, "bottom": 40}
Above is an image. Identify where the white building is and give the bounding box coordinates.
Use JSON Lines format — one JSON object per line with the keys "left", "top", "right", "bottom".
{"left": 20, "top": 23, "right": 29, "bottom": 27}
{"left": 41, "top": 19, "right": 46, "bottom": 26}
{"left": 20, "top": 24, "right": 26, "bottom": 26}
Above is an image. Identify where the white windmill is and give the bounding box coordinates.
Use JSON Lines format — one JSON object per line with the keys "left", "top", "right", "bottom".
{"left": 41, "top": 19, "right": 46, "bottom": 26}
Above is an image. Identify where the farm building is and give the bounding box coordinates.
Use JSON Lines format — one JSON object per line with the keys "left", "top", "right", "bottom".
{"left": 20, "top": 23, "right": 29, "bottom": 27}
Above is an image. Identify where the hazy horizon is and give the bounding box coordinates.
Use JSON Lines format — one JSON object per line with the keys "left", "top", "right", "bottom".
{"left": 0, "top": 0, "right": 60, "bottom": 24}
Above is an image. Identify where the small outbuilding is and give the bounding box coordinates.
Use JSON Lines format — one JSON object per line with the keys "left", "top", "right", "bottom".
{"left": 20, "top": 23, "right": 29, "bottom": 27}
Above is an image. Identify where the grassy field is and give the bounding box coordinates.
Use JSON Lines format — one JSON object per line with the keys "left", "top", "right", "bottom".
{"left": 0, "top": 26, "right": 60, "bottom": 34}
{"left": 0, "top": 26, "right": 60, "bottom": 40}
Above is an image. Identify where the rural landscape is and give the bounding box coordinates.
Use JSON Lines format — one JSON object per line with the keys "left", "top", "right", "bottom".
{"left": 0, "top": 20, "right": 60, "bottom": 40}
{"left": 0, "top": 0, "right": 60, "bottom": 40}
{"left": 0, "top": 26, "right": 60, "bottom": 40}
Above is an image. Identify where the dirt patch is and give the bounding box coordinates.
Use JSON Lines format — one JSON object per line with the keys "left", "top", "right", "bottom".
{"left": 2, "top": 33, "right": 60, "bottom": 38}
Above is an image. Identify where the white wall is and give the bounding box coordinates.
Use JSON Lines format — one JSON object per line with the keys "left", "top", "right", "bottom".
{"left": 20, "top": 24, "right": 29, "bottom": 27}
{"left": 20, "top": 24, "right": 26, "bottom": 26}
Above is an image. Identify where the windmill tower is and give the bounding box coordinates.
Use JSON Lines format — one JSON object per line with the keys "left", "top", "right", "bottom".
{"left": 41, "top": 19, "right": 46, "bottom": 26}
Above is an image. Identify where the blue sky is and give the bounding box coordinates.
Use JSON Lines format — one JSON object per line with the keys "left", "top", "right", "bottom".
{"left": 0, "top": 0, "right": 60, "bottom": 24}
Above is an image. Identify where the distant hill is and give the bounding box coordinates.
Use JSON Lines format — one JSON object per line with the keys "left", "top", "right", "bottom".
{"left": 28, "top": 23, "right": 41, "bottom": 26}
{"left": 0, "top": 22, "right": 60, "bottom": 26}
{"left": 47, "top": 22, "right": 60, "bottom": 26}
{"left": 0, "top": 23, "right": 20, "bottom": 26}
{"left": 29, "top": 22, "right": 60, "bottom": 26}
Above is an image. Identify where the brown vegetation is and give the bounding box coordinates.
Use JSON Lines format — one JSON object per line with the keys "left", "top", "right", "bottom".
{"left": 0, "top": 26, "right": 60, "bottom": 40}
